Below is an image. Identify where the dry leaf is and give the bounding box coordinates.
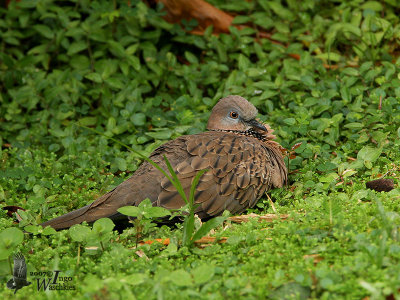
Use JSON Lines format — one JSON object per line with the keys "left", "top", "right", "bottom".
{"left": 85, "top": 246, "right": 99, "bottom": 251}
{"left": 194, "top": 236, "right": 227, "bottom": 248}
{"left": 303, "top": 254, "right": 323, "bottom": 265}
{"left": 291, "top": 142, "right": 303, "bottom": 151}
{"left": 229, "top": 213, "right": 289, "bottom": 223}
{"left": 139, "top": 238, "right": 170, "bottom": 246}
{"left": 135, "top": 250, "right": 149, "bottom": 260}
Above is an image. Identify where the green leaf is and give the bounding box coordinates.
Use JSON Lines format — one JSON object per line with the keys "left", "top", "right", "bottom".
{"left": 283, "top": 118, "right": 296, "bottom": 126}
{"left": 16, "top": 0, "right": 38, "bottom": 8}
{"left": 342, "top": 68, "right": 359, "bottom": 76}
{"left": 0, "top": 227, "right": 24, "bottom": 259}
{"left": 92, "top": 218, "right": 115, "bottom": 233}
{"left": 24, "top": 225, "right": 39, "bottom": 235}
{"left": 192, "top": 215, "right": 226, "bottom": 242}
{"left": 145, "top": 207, "right": 171, "bottom": 218}
{"left": 85, "top": 73, "right": 103, "bottom": 83}
{"left": 317, "top": 52, "right": 342, "bottom": 62}
{"left": 117, "top": 206, "right": 140, "bottom": 217}
{"left": 320, "top": 278, "right": 334, "bottom": 289}
{"left": 184, "top": 51, "right": 198, "bottom": 64}
{"left": 69, "top": 225, "right": 91, "bottom": 242}
{"left": 238, "top": 54, "right": 250, "bottom": 70}
{"left": 67, "top": 41, "right": 87, "bottom": 56}
{"left": 127, "top": 56, "right": 141, "bottom": 71}
{"left": 344, "top": 122, "right": 363, "bottom": 129}
{"left": 342, "top": 169, "right": 357, "bottom": 178}
{"left": 317, "top": 162, "right": 337, "bottom": 172}
{"left": 351, "top": 189, "right": 369, "bottom": 201}
{"left": 131, "top": 113, "right": 146, "bottom": 126}
{"left": 138, "top": 198, "right": 153, "bottom": 210}
{"left": 42, "top": 226, "right": 57, "bottom": 235}
{"left": 192, "top": 264, "right": 215, "bottom": 285}
{"left": 361, "top": 1, "right": 383, "bottom": 11}
{"left": 247, "top": 68, "right": 266, "bottom": 77}
{"left": 70, "top": 55, "right": 90, "bottom": 70}
{"left": 319, "top": 172, "right": 339, "bottom": 183}
{"left": 169, "top": 269, "right": 193, "bottom": 286}
{"left": 125, "top": 273, "right": 147, "bottom": 286}
{"left": 33, "top": 24, "right": 54, "bottom": 39}
{"left": 232, "top": 15, "right": 251, "bottom": 24}
{"left": 108, "top": 41, "right": 126, "bottom": 58}
{"left": 115, "top": 157, "right": 127, "bottom": 171}
{"left": 267, "top": 1, "right": 295, "bottom": 20}
{"left": 78, "top": 117, "right": 97, "bottom": 126}
{"left": 146, "top": 130, "right": 172, "bottom": 140}
{"left": 126, "top": 44, "right": 139, "bottom": 55}
{"left": 106, "top": 77, "right": 124, "bottom": 89}
{"left": 269, "top": 282, "right": 311, "bottom": 300}
{"left": 357, "top": 146, "right": 383, "bottom": 169}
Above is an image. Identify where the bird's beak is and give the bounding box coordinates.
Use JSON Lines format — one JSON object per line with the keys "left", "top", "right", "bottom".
{"left": 247, "top": 119, "right": 268, "bottom": 132}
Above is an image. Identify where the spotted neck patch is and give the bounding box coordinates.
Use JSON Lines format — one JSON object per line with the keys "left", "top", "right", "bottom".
{"left": 209, "top": 128, "right": 267, "bottom": 142}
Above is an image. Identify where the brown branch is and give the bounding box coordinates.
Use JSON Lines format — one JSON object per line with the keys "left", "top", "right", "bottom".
{"left": 156, "top": 0, "right": 234, "bottom": 34}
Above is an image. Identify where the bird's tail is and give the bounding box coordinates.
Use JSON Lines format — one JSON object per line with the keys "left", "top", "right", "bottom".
{"left": 40, "top": 205, "right": 94, "bottom": 230}
{"left": 40, "top": 189, "right": 124, "bottom": 230}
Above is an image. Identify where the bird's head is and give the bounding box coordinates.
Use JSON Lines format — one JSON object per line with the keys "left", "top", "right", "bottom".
{"left": 207, "top": 95, "right": 270, "bottom": 135}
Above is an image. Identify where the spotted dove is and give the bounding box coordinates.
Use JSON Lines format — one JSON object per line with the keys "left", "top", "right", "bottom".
{"left": 41, "top": 95, "right": 287, "bottom": 230}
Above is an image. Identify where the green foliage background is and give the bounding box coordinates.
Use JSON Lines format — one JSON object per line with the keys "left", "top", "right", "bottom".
{"left": 1, "top": 0, "right": 400, "bottom": 299}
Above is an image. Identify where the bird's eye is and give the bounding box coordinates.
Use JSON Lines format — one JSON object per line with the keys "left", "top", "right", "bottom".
{"left": 230, "top": 111, "right": 239, "bottom": 119}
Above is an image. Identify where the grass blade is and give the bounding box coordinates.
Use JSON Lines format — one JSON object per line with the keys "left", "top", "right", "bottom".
{"left": 163, "top": 155, "right": 188, "bottom": 204}
{"left": 182, "top": 212, "right": 195, "bottom": 246}
{"left": 191, "top": 216, "right": 226, "bottom": 242}
{"left": 188, "top": 169, "right": 208, "bottom": 207}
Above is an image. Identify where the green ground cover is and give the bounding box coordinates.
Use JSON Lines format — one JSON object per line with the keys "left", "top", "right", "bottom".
{"left": 1, "top": 0, "right": 400, "bottom": 299}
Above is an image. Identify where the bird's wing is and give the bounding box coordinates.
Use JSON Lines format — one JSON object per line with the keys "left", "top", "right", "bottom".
{"left": 13, "top": 253, "right": 27, "bottom": 279}
{"left": 157, "top": 131, "right": 287, "bottom": 218}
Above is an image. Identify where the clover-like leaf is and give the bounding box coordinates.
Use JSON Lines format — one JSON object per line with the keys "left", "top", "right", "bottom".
{"left": 92, "top": 218, "right": 115, "bottom": 234}
{"left": 0, "top": 227, "right": 24, "bottom": 260}
{"left": 192, "top": 264, "right": 215, "bottom": 285}
{"left": 169, "top": 269, "right": 193, "bottom": 287}
{"left": 117, "top": 206, "right": 141, "bottom": 218}
{"left": 144, "top": 207, "right": 170, "bottom": 218}
{"left": 69, "top": 224, "right": 92, "bottom": 242}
